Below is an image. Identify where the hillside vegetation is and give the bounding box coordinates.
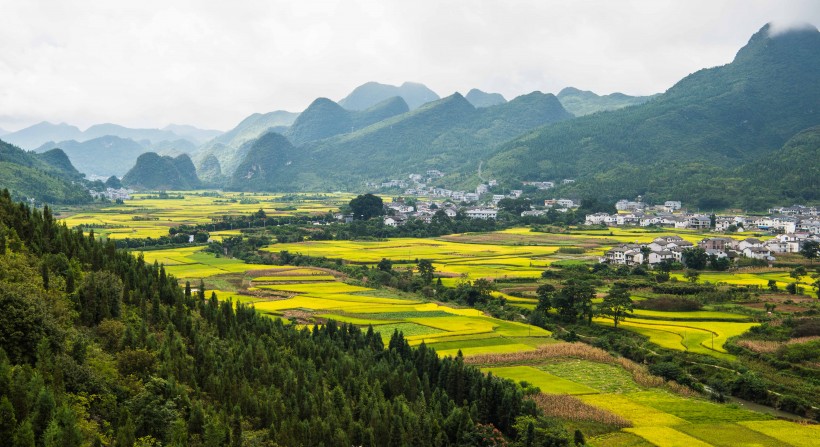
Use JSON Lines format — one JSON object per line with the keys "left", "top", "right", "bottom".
{"left": 0, "top": 139, "right": 90, "bottom": 203}
{"left": 483, "top": 24, "right": 820, "bottom": 209}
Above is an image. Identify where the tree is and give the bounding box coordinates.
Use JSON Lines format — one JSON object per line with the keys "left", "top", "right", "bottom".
{"left": 599, "top": 286, "right": 633, "bottom": 328}
{"left": 683, "top": 269, "right": 700, "bottom": 283}
{"left": 767, "top": 279, "right": 778, "bottom": 291}
{"left": 790, "top": 266, "right": 807, "bottom": 280}
{"left": 377, "top": 258, "right": 393, "bottom": 272}
{"left": 553, "top": 281, "right": 595, "bottom": 323}
{"left": 799, "top": 240, "right": 819, "bottom": 263}
{"left": 349, "top": 194, "right": 384, "bottom": 220}
{"left": 682, "top": 247, "right": 708, "bottom": 270}
{"left": 535, "top": 284, "right": 555, "bottom": 313}
{"left": 77, "top": 271, "right": 124, "bottom": 326}
{"left": 417, "top": 259, "right": 435, "bottom": 285}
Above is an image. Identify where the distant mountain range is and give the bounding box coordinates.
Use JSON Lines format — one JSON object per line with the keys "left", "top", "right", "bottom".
{"left": 34, "top": 136, "right": 199, "bottom": 178}
{"left": 338, "top": 81, "right": 440, "bottom": 110}
{"left": 228, "top": 91, "right": 572, "bottom": 191}
{"left": 3, "top": 122, "right": 222, "bottom": 151}
{"left": 465, "top": 89, "right": 507, "bottom": 108}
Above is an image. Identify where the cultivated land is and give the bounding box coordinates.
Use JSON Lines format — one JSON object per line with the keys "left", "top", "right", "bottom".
{"left": 58, "top": 194, "right": 820, "bottom": 446}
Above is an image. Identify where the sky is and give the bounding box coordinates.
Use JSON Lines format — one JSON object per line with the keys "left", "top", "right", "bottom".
{"left": 1, "top": 0, "right": 818, "bottom": 132}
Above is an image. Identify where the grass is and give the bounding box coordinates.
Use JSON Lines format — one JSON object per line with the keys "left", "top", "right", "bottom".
{"left": 370, "top": 322, "right": 444, "bottom": 337}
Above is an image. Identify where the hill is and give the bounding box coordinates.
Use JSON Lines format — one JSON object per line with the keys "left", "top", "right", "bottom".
{"left": 228, "top": 132, "right": 300, "bottom": 191}
{"left": 122, "top": 152, "right": 201, "bottom": 190}
{"left": 0, "top": 139, "right": 91, "bottom": 203}
{"left": 285, "top": 96, "right": 409, "bottom": 146}
{"left": 556, "top": 87, "right": 655, "bottom": 116}
{"left": 338, "top": 81, "right": 440, "bottom": 110}
{"left": 465, "top": 89, "right": 507, "bottom": 108}
{"left": 483, "top": 24, "right": 820, "bottom": 209}
{"left": 233, "top": 91, "right": 572, "bottom": 191}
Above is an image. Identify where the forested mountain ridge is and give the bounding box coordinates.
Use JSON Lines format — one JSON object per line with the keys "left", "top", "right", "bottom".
{"left": 483, "top": 24, "right": 820, "bottom": 209}
{"left": 0, "top": 190, "right": 574, "bottom": 445}
{"left": 6, "top": 122, "right": 219, "bottom": 151}
{"left": 0, "top": 139, "right": 91, "bottom": 203}
{"left": 232, "top": 91, "right": 573, "bottom": 191}
{"left": 465, "top": 89, "right": 507, "bottom": 108}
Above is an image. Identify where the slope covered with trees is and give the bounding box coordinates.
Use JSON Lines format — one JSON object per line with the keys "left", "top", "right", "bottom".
{"left": 484, "top": 24, "right": 820, "bottom": 209}
{"left": 0, "top": 190, "right": 574, "bottom": 445}
{"left": 556, "top": 87, "right": 655, "bottom": 116}
{"left": 338, "top": 81, "right": 440, "bottom": 110}
{"left": 0, "top": 139, "right": 90, "bottom": 204}
{"left": 122, "top": 153, "right": 201, "bottom": 190}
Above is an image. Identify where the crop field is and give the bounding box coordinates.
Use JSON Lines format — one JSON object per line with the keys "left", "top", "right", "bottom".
{"left": 669, "top": 270, "right": 794, "bottom": 288}
{"left": 594, "top": 317, "right": 757, "bottom": 360}
{"left": 57, "top": 191, "right": 353, "bottom": 239}
{"left": 483, "top": 366, "right": 599, "bottom": 395}
{"left": 138, "top": 246, "right": 273, "bottom": 279}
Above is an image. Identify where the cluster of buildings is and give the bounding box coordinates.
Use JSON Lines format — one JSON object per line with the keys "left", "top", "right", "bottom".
{"left": 584, "top": 206, "right": 820, "bottom": 235}
{"left": 380, "top": 199, "right": 500, "bottom": 226}
{"left": 603, "top": 232, "right": 819, "bottom": 266}
{"left": 89, "top": 187, "right": 132, "bottom": 201}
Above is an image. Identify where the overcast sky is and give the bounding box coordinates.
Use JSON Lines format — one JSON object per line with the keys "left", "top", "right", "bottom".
{"left": 1, "top": 0, "right": 818, "bottom": 132}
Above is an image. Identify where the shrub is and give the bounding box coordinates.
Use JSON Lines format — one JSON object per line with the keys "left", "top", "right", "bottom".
{"left": 636, "top": 296, "right": 703, "bottom": 311}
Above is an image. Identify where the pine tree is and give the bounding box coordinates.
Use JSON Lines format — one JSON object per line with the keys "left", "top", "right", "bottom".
{"left": 0, "top": 396, "right": 17, "bottom": 442}
{"left": 13, "top": 419, "right": 35, "bottom": 447}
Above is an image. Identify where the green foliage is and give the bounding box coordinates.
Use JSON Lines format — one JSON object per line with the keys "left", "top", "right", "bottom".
{"left": 0, "top": 140, "right": 91, "bottom": 204}
{"left": 599, "top": 286, "right": 634, "bottom": 328}
{"left": 349, "top": 193, "right": 385, "bottom": 220}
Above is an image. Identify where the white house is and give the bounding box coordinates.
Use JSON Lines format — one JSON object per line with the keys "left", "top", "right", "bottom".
{"left": 465, "top": 208, "right": 498, "bottom": 219}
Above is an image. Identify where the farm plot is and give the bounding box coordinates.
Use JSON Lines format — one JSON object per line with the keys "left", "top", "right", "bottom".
{"left": 138, "top": 247, "right": 272, "bottom": 279}
{"left": 593, "top": 317, "right": 758, "bottom": 360}
{"left": 483, "top": 366, "right": 599, "bottom": 395}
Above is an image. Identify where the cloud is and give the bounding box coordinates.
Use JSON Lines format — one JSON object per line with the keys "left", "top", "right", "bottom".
{"left": 0, "top": 0, "right": 818, "bottom": 131}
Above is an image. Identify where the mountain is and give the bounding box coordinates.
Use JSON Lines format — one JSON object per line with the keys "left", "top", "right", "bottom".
{"left": 3, "top": 122, "right": 84, "bottom": 150}
{"left": 234, "top": 91, "right": 572, "bottom": 191}
{"left": 482, "top": 23, "right": 820, "bottom": 209}
{"left": 338, "top": 81, "right": 440, "bottom": 110}
{"left": 148, "top": 138, "right": 198, "bottom": 157}
{"left": 197, "top": 110, "right": 299, "bottom": 174}
{"left": 285, "top": 96, "right": 410, "bottom": 146}
{"left": 202, "top": 110, "right": 298, "bottom": 150}
{"left": 753, "top": 125, "right": 820, "bottom": 203}
{"left": 197, "top": 153, "right": 224, "bottom": 184}
{"left": 465, "top": 89, "right": 507, "bottom": 108}
{"left": 36, "top": 148, "right": 83, "bottom": 177}
{"left": 228, "top": 132, "right": 300, "bottom": 191}
{"left": 556, "top": 87, "right": 656, "bottom": 116}
{"left": 35, "top": 136, "right": 149, "bottom": 178}
{"left": 122, "top": 153, "right": 201, "bottom": 190}
{"left": 0, "top": 127, "right": 8, "bottom": 137}
{"left": 83, "top": 123, "right": 180, "bottom": 144}
{"left": 162, "top": 124, "right": 223, "bottom": 144}
{"left": 0, "top": 139, "right": 90, "bottom": 203}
